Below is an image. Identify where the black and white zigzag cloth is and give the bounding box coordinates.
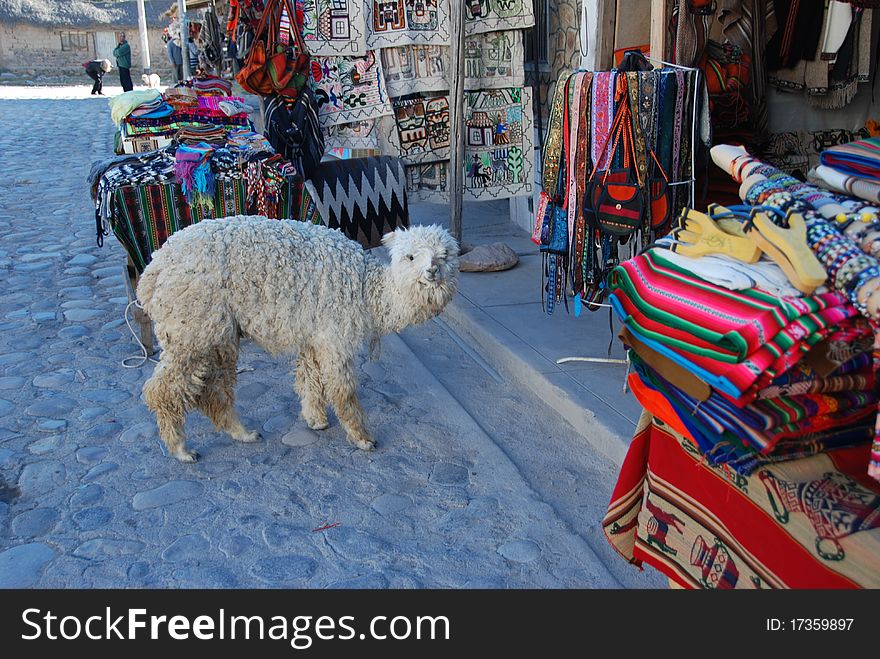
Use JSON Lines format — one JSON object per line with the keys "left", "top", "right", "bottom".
{"left": 305, "top": 156, "right": 409, "bottom": 249}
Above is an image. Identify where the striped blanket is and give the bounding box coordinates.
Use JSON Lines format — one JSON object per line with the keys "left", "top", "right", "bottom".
{"left": 819, "top": 136, "right": 880, "bottom": 180}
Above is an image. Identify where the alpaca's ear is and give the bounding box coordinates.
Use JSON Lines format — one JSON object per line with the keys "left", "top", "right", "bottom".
{"left": 381, "top": 231, "right": 397, "bottom": 248}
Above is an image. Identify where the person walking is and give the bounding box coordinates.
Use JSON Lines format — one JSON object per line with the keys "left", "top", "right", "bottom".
{"left": 83, "top": 59, "right": 111, "bottom": 95}
{"left": 113, "top": 32, "right": 134, "bottom": 92}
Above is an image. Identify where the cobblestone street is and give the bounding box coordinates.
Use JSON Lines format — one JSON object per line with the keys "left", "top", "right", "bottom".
{"left": 0, "top": 86, "right": 663, "bottom": 588}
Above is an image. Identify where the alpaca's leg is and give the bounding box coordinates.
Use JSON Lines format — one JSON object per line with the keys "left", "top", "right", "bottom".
{"left": 294, "top": 346, "right": 328, "bottom": 430}
{"left": 320, "top": 353, "right": 374, "bottom": 450}
{"left": 143, "top": 358, "right": 200, "bottom": 463}
{"left": 197, "top": 345, "right": 260, "bottom": 443}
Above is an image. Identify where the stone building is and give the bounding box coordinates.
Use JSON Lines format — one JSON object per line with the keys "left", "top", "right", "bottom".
{"left": 0, "top": 0, "right": 173, "bottom": 82}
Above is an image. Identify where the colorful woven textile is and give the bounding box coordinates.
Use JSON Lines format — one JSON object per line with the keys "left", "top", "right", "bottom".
{"left": 305, "top": 156, "right": 409, "bottom": 249}
{"left": 174, "top": 143, "right": 216, "bottom": 209}
{"left": 602, "top": 412, "right": 880, "bottom": 588}
{"left": 111, "top": 178, "right": 320, "bottom": 274}
{"left": 819, "top": 136, "right": 880, "bottom": 180}
{"left": 628, "top": 352, "right": 876, "bottom": 468}
{"left": 608, "top": 248, "right": 871, "bottom": 399}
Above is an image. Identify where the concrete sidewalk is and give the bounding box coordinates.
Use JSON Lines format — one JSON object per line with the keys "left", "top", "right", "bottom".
{"left": 410, "top": 200, "right": 642, "bottom": 467}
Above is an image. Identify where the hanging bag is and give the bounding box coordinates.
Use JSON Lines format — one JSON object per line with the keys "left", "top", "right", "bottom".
{"left": 586, "top": 76, "right": 646, "bottom": 238}
{"left": 648, "top": 150, "right": 672, "bottom": 232}
{"left": 266, "top": 0, "right": 311, "bottom": 99}
{"left": 236, "top": 0, "right": 276, "bottom": 95}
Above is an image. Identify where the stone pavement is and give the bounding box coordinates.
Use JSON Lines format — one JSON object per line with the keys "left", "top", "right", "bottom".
{"left": 0, "top": 86, "right": 663, "bottom": 589}
{"left": 409, "top": 202, "right": 642, "bottom": 467}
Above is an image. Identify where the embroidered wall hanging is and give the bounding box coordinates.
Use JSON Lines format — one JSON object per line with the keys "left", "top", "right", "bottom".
{"left": 322, "top": 118, "right": 382, "bottom": 151}
{"left": 310, "top": 51, "right": 394, "bottom": 126}
{"left": 381, "top": 44, "right": 447, "bottom": 96}
{"left": 300, "top": 0, "right": 368, "bottom": 56}
{"left": 399, "top": 86, "right": 535, "bottom": 202}
{"left": 464, "top": 0, "right": 535, "bottom": 35}
{"left": 366, "top": 0, "right": 451, "bottom": 49}
{"left": 463, "top": 30, "right": 524, "bottom": 89}
{"left": 405, "top": 160, "right": 449, "bottom": 202}
{"left": 379, "top": 92, "right": 451, "bottom": 164}
{"left": 463, "top": 86, "right": 534, "bottom": 200}
{"left": 380, "top": 31, "right": 524, "bottom": 96}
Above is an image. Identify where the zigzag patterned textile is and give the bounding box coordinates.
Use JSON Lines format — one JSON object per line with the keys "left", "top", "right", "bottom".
{"left": 305, "top": 156, "right": 409, "bottom": 249}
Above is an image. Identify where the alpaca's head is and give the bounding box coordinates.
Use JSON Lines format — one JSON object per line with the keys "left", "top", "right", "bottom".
{"left": 380, "top": 225, "right": 459, "bottom": 322}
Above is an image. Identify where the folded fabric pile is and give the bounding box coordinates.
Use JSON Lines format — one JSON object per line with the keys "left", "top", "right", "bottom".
{"left": 113, "top": 87, "right": 254, "bottom": 151}
{"left": 197, "top": 95, "right": 251, "bottom": 118}
{"left": 176, "top": 75, "right": 233, "bottom": 96}
{"left": 176, "top": 125, "right": 229, "bottom": 144}
{"left": 609, "top": 246, "right": 877, "bottom": 474}
{"left": 814, "top": 136, "right": 880, "bottom": 203}
{"left": 225, "top": 128, "right": 274, "bottom": 156}
{"left": 109, "top": 89, "right": 163, "bottom": 126}
{"left": 129, "top": 93, "right": 174, "bottom": 120}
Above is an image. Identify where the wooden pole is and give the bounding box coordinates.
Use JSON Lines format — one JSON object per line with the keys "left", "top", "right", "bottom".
{"left": 178, "top": 0, "right": 191, "bottom": 80}
{"left": 136, "top": 0, "right": 152, "bottom": 74}
{"left": 650, "top": 0, "right": 667, "bottom": 67}
{"left": 448, "top": 1, "right": 466, "bottom": 244}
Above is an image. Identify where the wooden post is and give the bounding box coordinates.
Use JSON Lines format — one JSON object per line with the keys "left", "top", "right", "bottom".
{"left": 178, "top": 0, "right": 191, "bottom": 80}
{"left": 136, "top": 0, "right": 152, "bottom": 74}
{"left": 594, "top": 0, "right": 617, "bottom": 70}
{"left": 448, "top": 1, "right": 467, "bottom": 244}
{"left": 650, "top": 0, "right": 667, "bottom": 66}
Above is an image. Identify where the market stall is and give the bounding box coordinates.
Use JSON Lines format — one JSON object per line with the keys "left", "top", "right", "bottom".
{"left": 537, "top": 1, "right": 880, "bottom": 587}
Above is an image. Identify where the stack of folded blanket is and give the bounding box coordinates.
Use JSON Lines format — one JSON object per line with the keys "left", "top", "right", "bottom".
{"left": 814, "top": 136, "right": 880, "bottom": 204}
{"left": 176, "top": 125, "right": 229, "bottom": 144}
{"left": 187, "top": 75, "right": 233, "bottom": 96}
{"left": 610, "top": 216, "right": 877, "bottom": 474}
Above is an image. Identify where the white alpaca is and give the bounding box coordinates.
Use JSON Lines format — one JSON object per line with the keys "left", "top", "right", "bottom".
{"left": 137, "top": 216, "right": 459, "bottom": 462}
{"left": 141, "top": 73, "right": 161, "bottom": 88}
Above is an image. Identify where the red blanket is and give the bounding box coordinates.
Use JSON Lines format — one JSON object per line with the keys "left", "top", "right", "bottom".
{"left": 603, "top": 412, "right": 880, "bottom": 588}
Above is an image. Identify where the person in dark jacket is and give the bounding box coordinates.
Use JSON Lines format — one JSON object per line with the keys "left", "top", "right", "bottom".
{"left": 113, "top": 32, "right": 134, "bottom": 92}
{"left": 83, "top": 59, "right": 111, "bottom": 95}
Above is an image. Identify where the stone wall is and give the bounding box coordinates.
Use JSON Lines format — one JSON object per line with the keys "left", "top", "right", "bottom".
{"left": 0, "top": 22, "right": 173, "bottom": 82}
{"left": 526, "top": 0, "right": 582, "bottom": 123}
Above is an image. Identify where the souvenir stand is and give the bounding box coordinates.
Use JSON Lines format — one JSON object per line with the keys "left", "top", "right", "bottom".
{"left": 90, "top": 75, "right": 325, "bottom": 353}
{"left": 551, "top": 1, "right": 880, "bottom": 588}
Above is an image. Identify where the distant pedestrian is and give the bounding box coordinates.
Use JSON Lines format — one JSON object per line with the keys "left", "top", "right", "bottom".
{"left": 113, "top": 32, "right": 133, "bottom": 92}
{"left": 83, "top": 59, "right": 111, "bottom": 95}
{"left": 164, "top": 30, "right": 183, "bottom": 82}
{"left": 187, "top": 37, "right": 199, "bottom": 76}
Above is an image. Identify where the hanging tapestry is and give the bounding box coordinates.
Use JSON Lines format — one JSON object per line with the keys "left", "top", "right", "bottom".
{"left": 323, "top": 119, "right": 382, "bottom": 151}
{"left": 463, "top": 86, "right": 534, "bottom": 201}
{"left": 379, "top": 92, "right": 451, "bottom": 164}
{"left": 366, "top": 0, "right": 451, "bottom": 49}
{"left": 310, "top": 51, "right": 393, "bottom": 126}
{"left": 380, "top": 31, "right": 524, "bottom": 96}
{"left": 381, "top": 44, "right": 447, "bottom": 96}
{"left": 463, "top": 29, "right": 524, "bottom": 90}
{"left": 300, "top": 0, "right": 367, "bottom": 56}
{"left": 464, "top": 0, "right": 535, "bottom": 35}
{"left": 404, "top": 160, "right": 449, "bottom": 202}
